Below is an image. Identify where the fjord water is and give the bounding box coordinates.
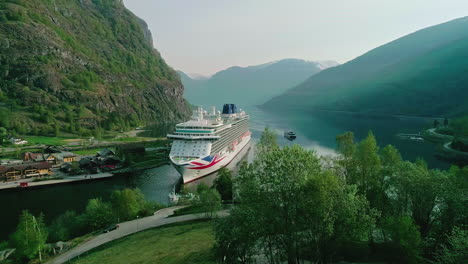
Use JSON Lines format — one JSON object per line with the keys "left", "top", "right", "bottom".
{"left": 0, "top": 108, "right": 449, "bottom": 240}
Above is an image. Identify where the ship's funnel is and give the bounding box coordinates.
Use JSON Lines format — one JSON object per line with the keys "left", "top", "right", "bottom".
{"left": 222, "top": 104, "right": 238, "bottom": 114}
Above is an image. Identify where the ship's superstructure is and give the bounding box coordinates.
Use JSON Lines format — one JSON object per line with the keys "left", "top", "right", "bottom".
{"left": 167, "top": 104, "right": 251, "bottom": 183}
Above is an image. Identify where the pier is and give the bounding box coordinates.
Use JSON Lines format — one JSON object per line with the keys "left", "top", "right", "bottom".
{"left": 0, "top": 173, "right": 113, "bottom": 191}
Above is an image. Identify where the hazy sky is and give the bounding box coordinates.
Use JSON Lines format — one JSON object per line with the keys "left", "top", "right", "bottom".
{"left": 123, "top": 0, "right": 468, "bottom": 76}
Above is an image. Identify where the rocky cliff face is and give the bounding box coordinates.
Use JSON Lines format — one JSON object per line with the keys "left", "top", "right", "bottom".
{"left": 0, "top": 0, "right": 190, "bottom": 134}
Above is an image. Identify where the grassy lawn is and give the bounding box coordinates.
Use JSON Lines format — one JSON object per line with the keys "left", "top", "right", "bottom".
{"left": 113, "top": 137, "right": 146, "bottom": 142}
{"left": 24, "top": 136, "right": 72, "bottom": 145}
{"left": 70, "top": 220, "right": 216, "bottom": 264}
{"left": 74, "top": 148, "right": 112, "bottom": 155}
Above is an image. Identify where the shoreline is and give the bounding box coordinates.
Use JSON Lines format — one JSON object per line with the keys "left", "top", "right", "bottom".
{"left": 0, "top": 173, "right": 114, "bottom": 191}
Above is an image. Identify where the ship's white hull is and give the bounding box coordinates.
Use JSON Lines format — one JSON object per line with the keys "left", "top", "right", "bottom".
{"left": 172, "top": 135, "right": 251, "bottom": 183}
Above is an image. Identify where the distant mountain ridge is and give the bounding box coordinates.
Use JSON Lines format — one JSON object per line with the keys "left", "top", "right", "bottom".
{"left": 263, "top": 17, "right": 468, "bottom": 117}
{"left": 180, "top": 59, "right": 338, "bottom": 107}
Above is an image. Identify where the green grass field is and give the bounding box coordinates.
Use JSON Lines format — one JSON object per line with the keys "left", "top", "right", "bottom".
{"left": 73, "top": 148, "right": 112, "bottom": 155}
{"left": 70, "top": 220, "right": 216, "bottom": 264}
{"left": 24, "top": 136, "right": 71, "bottom": 145}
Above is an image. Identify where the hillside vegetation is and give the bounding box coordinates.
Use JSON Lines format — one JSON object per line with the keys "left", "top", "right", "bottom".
{"left": 263, "top": 17, "right": 468, "bottom": 117}
{"left": 181, "top": 59, "right": 338, "bottom": 107}
{"left": 0, "top": 0, "right": 190, "bottom": 137}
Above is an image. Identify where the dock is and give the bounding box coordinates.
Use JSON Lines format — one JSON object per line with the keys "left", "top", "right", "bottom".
{"left": 0, "top": 173, "right": 113, "bottom": 191}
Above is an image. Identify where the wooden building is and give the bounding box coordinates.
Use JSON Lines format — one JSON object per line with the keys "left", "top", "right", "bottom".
{"left": 0, "top": 162, "right": 53, "bottom": 182}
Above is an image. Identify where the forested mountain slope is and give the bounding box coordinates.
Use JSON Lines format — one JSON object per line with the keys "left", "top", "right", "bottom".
{"left": 0, "top": 0, "right": 190, "bottom": 135}
{"left": 263, "top": 17, "right": 468, "bottom": 117}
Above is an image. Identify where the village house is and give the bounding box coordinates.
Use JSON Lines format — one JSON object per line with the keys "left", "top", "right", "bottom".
{"left": 0, "top": 162, "right": 53, "bottom": 182}
{"left": 96, "top": 148, "right": 115, "bottom": 158}
{"left": 46, "top": 152, "right": 77, "bottom": 165}
{"left": 22, "top": 151, "right": 78, "bottom": 166}
{"left": 22, "top": 152, "right": 47, "bottom": 162}
{"left": 9, "top": 137, "right": 28, "bottom": 145}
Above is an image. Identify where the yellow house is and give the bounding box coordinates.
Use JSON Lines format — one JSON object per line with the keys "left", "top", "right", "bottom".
{"left": 0, "top": 162, "right": 53, "bottom": 182}
{"left": 47, "top": 152, "right": 77, "bottom": 164}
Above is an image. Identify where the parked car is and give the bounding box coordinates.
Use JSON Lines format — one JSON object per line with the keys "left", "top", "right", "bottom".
{"left": 103, "top": 224, "right": 120, "bottom": 233}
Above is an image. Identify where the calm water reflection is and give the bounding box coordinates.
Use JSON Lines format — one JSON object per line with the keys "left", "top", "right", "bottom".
{"left": 0, "top": 107, "right": 450, "bottom": 240}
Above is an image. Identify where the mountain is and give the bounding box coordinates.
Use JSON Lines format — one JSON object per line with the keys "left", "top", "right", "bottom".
{"left": 180, "top": 59, "right": 338, "bottom": 108}
{"left": 0, "top": 0, "right": 190, "bottom": 135}
{"left": 263, "top": 17, "right": 468, "bottom": 117}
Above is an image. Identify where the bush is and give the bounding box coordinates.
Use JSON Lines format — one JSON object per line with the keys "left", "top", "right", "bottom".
{"left": 48, "top": 211, "right": 84, "bottom": 242}
{"left": 213, "top": 168, "right": 233, "bottom": 201}
{"left": 82, "top": 198, "right": 114, "bottom": 231}
{"left": 196, "top": 187, "right": 221, "bottom": 218}
{"left": 110, "top": 188, "right": 147, "bottom": 221}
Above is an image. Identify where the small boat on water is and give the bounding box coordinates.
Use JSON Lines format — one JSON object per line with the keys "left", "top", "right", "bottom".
{"left": 284, "top": 131, "right": 297, "bottom": 140}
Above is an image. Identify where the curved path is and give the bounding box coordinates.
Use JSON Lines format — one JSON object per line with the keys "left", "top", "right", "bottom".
{"left": 425, "top": 128, "right": 454, "bottom": 142}
{"left": 46, "top": 207, "right": 228, "bottom": 264}
{"left": 443, "top": 142, "right": 468, "bottom": 157}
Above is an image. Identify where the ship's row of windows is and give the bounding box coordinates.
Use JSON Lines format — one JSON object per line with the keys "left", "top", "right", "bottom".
{"left": 171, "top": 140, "right": 211, "bottom": 157}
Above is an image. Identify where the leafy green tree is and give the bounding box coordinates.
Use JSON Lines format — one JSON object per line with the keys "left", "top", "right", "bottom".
{"left": 389, "top": 161, "right": 445, "bottom": 238}
{"left": 381, "top": 216, "right": 422, "bottom": 264}
{"left": 197, "top": 187, "right": 222, "bottom": 218}
{"left": 70, "top": 161, "right": 80, "bottom": 174}
{"left": 336, "top": 131, "right": 356, "bottom": 183}
{"left": 0, "top": 109, "right": 10, "bottom": 128}
{"left": 437, "top": 166, "right": 468, "bottom": 240}
{"left": 380, "top": 144, "right": 402, "bottom": 168}
{"left": 213, "top": 167, "right": 233, "bottom": 201}
{"left": 353, "top": 131, "right": 382, "bottom": 196}
{"left": 11, "top": 211, "right": 48, "bottom": 262}
{"left": 257, "top": 127, "right": 278, "bottom": 155}
{"left": 49, "top": 210, "right": 83, "bottom": 242}
{"left": 221, "top": 139, "right": 376, "bottom": 264}
{"left": 110, "top": 188, "right": 147, "bottom": 221}
{"left": 214, "top": 206, "right": 259, "bottom": 264}
{"left": 82, "top": 198, "right": 114, "bottom": 231}
{"left": 0, "top": 127, "right": 7, "bottom": 145}
{"left": 54, "top": 122, "right": 60, "bottom": 137}
{"left": 434, "top": 227, "right": 468, "bottom": 264}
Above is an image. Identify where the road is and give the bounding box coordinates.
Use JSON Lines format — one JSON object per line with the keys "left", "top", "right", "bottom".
{"left": 46, "top": 206, "right": 228, "bottom": 264}
{"left": 426, "top": 128, "right": 454, "bottom": 142}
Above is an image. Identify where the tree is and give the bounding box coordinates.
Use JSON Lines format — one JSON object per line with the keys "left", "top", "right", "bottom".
{"left": 257, "top": 127, "right": 278, "bottom": 155}
{"left": 197, "top": 187, "right": 222, "bottom": 218}
{"left": 388, "top": 161, "right": 445, "bottom": 238}
{"left": 11, "top": 211, "right": 48, "bottom": 262}
{"left": 444, "top": 117, "right": 449, "bottom": 127}
{"left": 82, "top": 198, "right": 114, "bottom": 231}
{"left": 0, "top": 127, "right": 7, "bottom": 145}
{"left": 213, "top": 168, "right": 233, "bottom": 201}
{"left": 54, "top": 122, "right": 60, "bottom": 137}
{"left": 353, "top": 131, "right": 382, "bottom": 211}
{"left": 381, "top": 216, "right": 422, "bottom": 264}
{"left": 214, "top": 206, "right": 259, "bottom": 264}
{"left": 336, "top": 131, "right": 356, "bottom": 183}
{"left": 434, "top": 227, "right": 468, "bottom": 264}
{"left": 49, "top": 210, "right": 83, "bottom": 242}
{"left": 110, "top": 188, "right": 147, "bottom": 221}
{"left": 219, "top": 139, "right": 376, "bottom": 264}
{"left": 434, "top": 119, "right": 440, "bottom": 128}
{"left": 437, "top": 166, "right": 468, "bottom": 240}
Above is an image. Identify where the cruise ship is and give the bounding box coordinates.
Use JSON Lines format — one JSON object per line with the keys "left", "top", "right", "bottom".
{"left": 167, "top": 104, "right": 251, "bottom": 183}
